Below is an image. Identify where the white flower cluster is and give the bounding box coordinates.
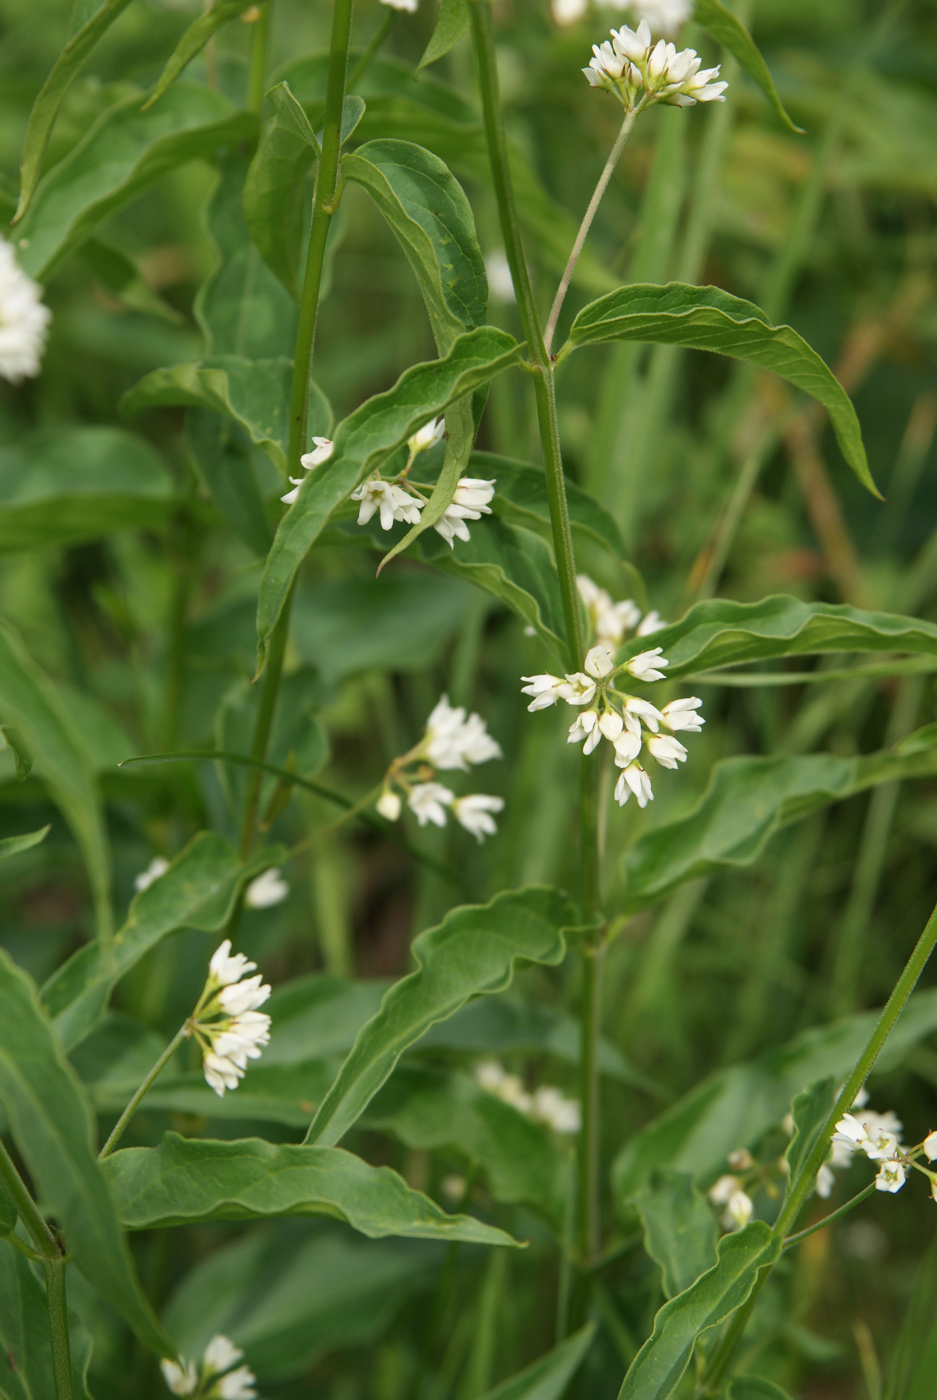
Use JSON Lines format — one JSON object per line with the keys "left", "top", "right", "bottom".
{"left": 475, "top": 1060, "right": 581, "bottom": 1135}
{"left": 577, "top": 573, "right": 665, "bottom": 652}
{"left": 709, "top": 1166, "right": 755, "bottom": 1232}
{"left": 0, "top": 239, "right": 51, "bottom": 384}
{"left": 553, "top": 0, "right": 692, "bottom": 37}
{"left": 161, "top": 1334, "right": 256, "bottom": 1398}
{"left": 521, "top": 642, "right": 703, "bottom": 809}
{"left": 583, "top": 20, "right": 727, "bottom": 111}
{"left": 281, "top": 436, "right": 334, "bottom": 505}
{"left": 135, "top": 857, "right": 289, "bottom": 911}
{"left": 376, "top": 695, "right": 505, "bottom": 842}
{"left": 187, "top": 940, "right": 272, "bottom": 1097}
{"left": 833, "top": 1105, "right": 911, "bottom": 1196}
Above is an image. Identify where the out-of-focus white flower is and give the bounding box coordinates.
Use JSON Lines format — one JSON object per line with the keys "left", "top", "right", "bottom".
{"left": 161, "top": 1358, "right": 198, "bottom": 1396}
{"left": 637, "top": 609, "right": 666, "bottom": 635}
{"left": 161, "top": 1335, "right": 256, "bottom": 1399}
{"left": 203, "top": 1337, "right": 243, "bottom": 1377}
{"left": 552, "top": 0, "right": 587, "bottom": 24}
{"left": 614, "top": 762, "right": 653, "bottom": 807}
{"left": 380, "top": 0, "right": 418, "bottom": 10}
{"left": 135, "top": 856, "right": 170, "bottom": 892}
{"left": 722, "top": 1188, "right": 754, "bottom": 1231}
{"left": 629, "top": 0, "right": 693, "bottom": 37}
{"left": 727, "top": 1148, "right": 754, "bottom": 1172}
{"left": 407, "top": 417, "right": 445, "bottom": 458}
{"left": 434, "top": 477, "right": 496, "bottom": 548}
{"left": 352, "top": 478, "right": 424, "bottom": 530}
{"left": 282, "top": 436, "right": 335, "bottom": 504}
{"left": 0, "top": 239, "right": 51, "bottom": 383}
{"left": 190, "top": 944, "right": 271, "bottom": 1097}
{"left": 625, "top": 647, "right": 669, "bottom": 682}
{"left": 661, "top": 697, "right": 704, "bottom": 732}
{"left": 424, "top": 695, "right": 502, "bottom": 770}
{"left": 531, "top": 1085, "right": 581, "bottom": 1134}
{"left": 576, "top": 575, "right": 644, "bottom": 651}
{"left": 474, "top": 1060, "right": 532, "bottom": 1113}
{"left": 708, "top": 1175, "right": 740, "bottom": 1206}
{"left": 875, "top": 1159, "right": 907, "bottom": 1194}
{"left": 376, "top": 788, "right": 402, "bottom": 822}
{"left": 816, "top": 1164, "right": 835, "bottom": 1199}
{"left": 244, "top": 867, "right": 289, "bottom": 909}
{"left": 451, "top": 793, "right": 505, "bottom": 842}
{"left": 216, "top": 1366, "right": 257, "bottom": 1399}
{"left": 485, "top": 250, "right": 516, "bottom": 302}
{"left": 408, "top": 782, "right": 454, "bottom": 828}
{"left": 520, "top": 673, "right": 566, "bottom": 711}
{"left": 923, "top": 1130, "right": 937, "bottom": 1162}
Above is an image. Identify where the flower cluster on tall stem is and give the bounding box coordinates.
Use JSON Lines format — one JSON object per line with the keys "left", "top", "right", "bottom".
{"left": 583, "top": 20, "right": 727, "bottom": 111}
{"left": 376, "top": 695, "right": 504, "bottom": 841}
{"left": 187, "top": 940, "right": 272, "bottom": 1096}
{"left": 161, "top": 1334, "right": 256, "bottom": 1398}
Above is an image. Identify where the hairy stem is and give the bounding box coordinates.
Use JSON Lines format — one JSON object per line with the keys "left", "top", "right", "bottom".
{"left": 544, "top": 105, "right": 640, "bottom": 354}
{"left": 98, "top": 1024, "right": 188, "bottom": 1160}
{"left": 0, "top": 1142, "right": 73, "bottom": 1399}
{"left": 240, "top": 0, "right": 354, "bottom": 858}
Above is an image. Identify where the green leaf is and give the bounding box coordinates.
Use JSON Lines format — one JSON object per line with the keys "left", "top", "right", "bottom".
{"left": 343, "top": 138, "right": 486, "bottom": 352}
{"left": 612, "top": 987, "right": 937, "bottom": 1201}
{"left": 0, "top": 723, "right": 33, "bottom": 779}
{"left": 693, "top": 0, "right": 802, "bottom": 134}
{"left": 783, "top": 1078, "right": 835, "bottom": 1206}
{"left": 256, "top": 325, "right": 520, "bottom": 674}
{"left": 376, "top": 393, "right": 475, "bottom": 572}
{"left": 0, "top": 621, "right": 112, "bottom": 944}
{"left": 13, "top": 0, "right": 135, "bottom": 222}
{"left": 305, "top": 887, "right": 576, "bottom": 1147}
{"left": 0, "top": 826, "right": 50, "bottom": 864}
{"left": 480, "top": 1323, "right": 596, "bottom": 1400}
{"left": 563, "top": 284, "right": 875, "bottom": 496}
{"left": 143, "top": 0, "right": 265, "bottom": 111}
{"left": 0, "top": 1242, "right": 95, "bottom": 1400}
{"left": 727, "top": 1378, "right": 792, "bottom": 1400}
{"left": 0, "top": 951, "right": 169, "bottom": 1355}
{"left": 0, "top": 427, "right": 174, "bottom": 551}
{"left": 478, "top": 451, "right": 628, "bottom": 561}
{"left": 634, "top": 596, "right": 937, "bottom": 679}
{"left": 617, "top": 1223, "right": 781, "bottom": 1400}
{"left": 186, "top": 410, "right": 273, "bottom": 558}
{"left": 884, "top": 1234, "right": 937, "bottom": 1400}
{"left": 638, "top": 1171, "right": 718, "bottom": 1301}
{"left": 895, "top": 721, "right": 937, "bottom": 756}
{"left": 103, "top": 1132, "right": 519, "bottom": 1246}
{"left": 41, "top": 832, "right": 282, "bottom": 1052}
{"left": 243, "top": 81, "right": 320, "bottom": 298}
{"left": 80, "top": 236, "right": 185, "bottom": 322}
{"left": 15, "top": 85, "right": 256, "bottom": 280}
{"left": 418, "top": 0, "right": 470, "bottom": 73}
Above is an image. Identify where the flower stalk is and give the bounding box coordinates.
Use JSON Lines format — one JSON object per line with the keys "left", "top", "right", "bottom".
{"left": 98, "top": 1024, "right": 188, "bottom": 1160}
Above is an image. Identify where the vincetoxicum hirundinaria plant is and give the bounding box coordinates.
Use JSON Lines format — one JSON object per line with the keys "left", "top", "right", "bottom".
{"left": 1, "top": 0, "right": 937, "bottom": 1397}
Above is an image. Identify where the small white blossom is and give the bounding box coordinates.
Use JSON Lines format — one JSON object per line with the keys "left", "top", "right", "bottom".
{"left": 626, "top": 647, "right": 668, "bottom": 682}
{"left": 244, "top": 867, "right": 289, "bottom": 909}
{"left": 485, "top": 250, "right": 516, "bottom": 302}
{"left": 584, "top": 644, "right": 615, "bottom": 679}
{"left": 552, "top": 0, "right": 587, "bottom": 24}
{"left": 530, "top": 1085, "right": 581, "bottom": 1135}
{"left": 352, "top": 478, "right": 424, "bottom": 531}
{"left": 576, "top": 574, "right": 644, "bottom": 651}
{"left": 636, "top": 609, "right": 666, "bottom": 635}
{"left": 623, "top": 696, "right": 663, "bottom": 733}
{"left": 161, "top": 1335, "right": 256, "bottom": 1399}
{"left": 424, "top": 695, "right": 502, "bottom": 770}
{"left": 0, "top": 239, "right": 51, "bottom": 383}
{"left": 727, "top": 1148, "right": 754, "bottom": 1172}
{"left": 613, "top": 728, "right": 642, "bottom": 765}
{"left": 203, "top": 1337, "right": 243, "bottom": 1376}
{"left": 408, "top": 782, "right": 454, "bottom": 828}
{"left": 434, "top": 477, "right": 496, "bottom": 548}
{"left": 722, "top": 1188, "right": 754, "bottom": 1231}
{"left": 614, "top": 761, "right": 653, "bottom": 807}
{"left": 216, "top": 1366, "right": 257, "bottom": 1400}
{"left": 661, "top": 697, "right": 704, "bottom": 732}
{"left": 161, "top": 1358, "right": 198, "bottom": 1396}
{"left": 474, "top": 1060, "right": 532, "bottom": 1113}
{"left": 556, "top": 672, "right": 598, "bottom": 706}
{"left": 380, "top": 0, "right": 418, "bottom": 10}
{"left": 376, "top": 788, "right": 402, "bottom": 822}
{"left": 708, "top": 1175, "right": 740, "bottom": 1206}
{"left": 923, "top": 1130, "right": 937, "bottom": 1162}
{"left": 451, "top": 793, "right": 504, "bottom": 842}
{"left": 135, "top": 855, "right": 170, "bottom": 892}
{"left": 816, "top": 1164, "right": 835, "bottom": 1199}
{"left": 584, "top": 21, "right": 726, "bottom": 110}
{"left": 833, "top": 1112, "right": 901, "bottom": 1163}
{"left": 629, "top": 0, "right": 693, "bottom": 37}
{"left": 646, "top": 733, "right": 688, "bottom": 769}
{"left": 520, "top": 673, "right": 566, "bottom": 711}
{"left": 191, "top": 944, "right": 272, "bottom": 1097}
{"left": 282, "top": 437, "right": 335, "bottom": 504}
{"left": 407, "top": 417, "right": 445, "bottom": 457}
{"left": 208, "top": 939, "right": 257, "bottom": 987}
{"left": 875, "top": 1159, "right": 907, "bottom": 1194}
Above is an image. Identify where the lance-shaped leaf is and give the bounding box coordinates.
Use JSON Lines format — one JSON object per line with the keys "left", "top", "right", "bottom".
{"left": 783, "top": 1078, "right": 835, "bottom": 1208}
{"left": 638, "top": 1172, "right": 718, "bottom": 1301}
{"left": 694, "top": 0, "right": 802, "bottom": 134}
{"left": 305, "top": 887, "right": 576, "bottom": 1147}
{"left": 626, "top": 596, "right": 937, "bottom": 679}
{"left": 0, "top": 826, "right": 49, "bottom": 863}
{"left": 562, "top": 284, "right": 874, "bottom": 495}
{"left": 728, "top": 1379, "right": 792, "bottom": 1400}
{"left": 884, "top": 1233, "right": 937, "bottom": 1400}
{"left": 343, "top": 139, "right": 486, "bottom": 352}
{"left": 617, "top": 1223, "right": 782, "bottom": 1400}
{"left": 481, "top": 1324, "right": 596, "bottom": 1400}
{"left": 244, "top": 81, "right": 320, "bottom": 298}
{"left": 613, "top": 987, "right": 937, "bottom": 1200}
{"left": 143, "top": 0, "right": 266, "bottom": 111}
{"left": 15, "top": 86, "right": 256, "bottom": 280}
{"left": 0, "top": 621, "right": 111, "bottom": 944}
{"left": 0, "top": 1242, "right": 95, "bottom": 1400}
{"left": 255, "top": 326, "right": 520, "bottom": 674}
{"left": 186, "top": 410, "right": 272, "bottom": 558}
{"left": 0, "top": 951, "right": 170, "bottom": 1354}
{"left": 418, "top": 0, "right": 470, "bottom": 73}
{"left": 41, "top": 832, "right": 282, "bottom": 1051}
{"left": 13, "top": 0, "right": 135, "bottom": 222}
{"left": 103, "top": 1132, "right": 519, "bottom": 1246}
{"left": 478, "top": 450, "right": 628, "bottom": 561}
{"left": 618, "top": 747, "right": 937, "bottom": 914}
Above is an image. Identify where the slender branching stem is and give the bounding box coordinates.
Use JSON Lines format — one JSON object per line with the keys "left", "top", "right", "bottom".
{"left": 544, "top": 105, "right": 641, "bottom": 354}
{"left": 98, "top": 1024, "right": 189, "bottom": 1160}
{"left": 348, "top": 7, "right": 394, "bottom": 90}
{"left": 0, "top": 1142, "right": 73, "bottom": 1400}
{"left": 247, "top": 1, "right": 272, "bottom": 115}
{"left": 239, "top": 0, "right": 355, "bottom": 859}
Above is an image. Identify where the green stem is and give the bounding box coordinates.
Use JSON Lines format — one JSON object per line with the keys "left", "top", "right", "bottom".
{"left": 240, "top": 0, "right": 354, "bottom": 859}
{"left": 98, "top": 1024, "right": 188, "bottom": 1160}
{"left": 781, "top": 1182, "right": 877, "bottom": 1254}
{"left": 0, "top": 1142, "right": 73, "bottom": 1400}
{"left": 543, "top": 105, "right": 640, "bottom": 354}
{"left": 247, "top": 1, "right": 272, "bottom": 115}
{"left": 347, "top": 6, "right": 394, "bottom": 89}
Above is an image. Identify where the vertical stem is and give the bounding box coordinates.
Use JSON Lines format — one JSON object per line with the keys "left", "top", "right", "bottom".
{"left": 98, "top": 1024, "right": 189, "bottom": 1160}
{"left": 0, "top": 1142, "right": 73, "bottom": 1400}
{"left": 239, "top": 0, "right": 355, "bottom": 859}
{"left": 247, "top": 1, "right": 272, "bottom": 115}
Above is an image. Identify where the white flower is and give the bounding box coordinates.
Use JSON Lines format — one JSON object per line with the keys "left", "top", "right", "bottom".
{"left": 216, "top": 1365, "right": 257, "bottom": 1399}
{"left": 722, "top": 1188, "right": 754, "bottom": 1231}
{"left": 475, "top": 1060, "right": 532, "bottom": 1113}
{"left": 451, "top": 793, "right": 504, "bottom": 842}
{"left": 661, "top": 697, "right": 704, "bottom": 732}
{"left": 352, "top": 478, "right": 424, "bottom": 530}
{"left": 923, "top": 1130, "right": 937, "bottom": 1162}
{"left": 576, "top": 574, "right": 642, "bottom": 650}
{"left": 434, "top": 477, "right": 496, "bottom": 548}
{"left": 629, "top": 0, "right": 693, "bottom": 37}
{"left": 485, "top": 250, "right": 516, "bottom": 302}
{"left": 531, "top": 1085, "right": 581, "bottom": 1135}
{"left": 625, "top": 647, "right": 669, "bottom": 682}
{"left": 727, "top": 1148, "right": 754, "bottom": 1171}
{"left": 875, "top": 1159, "right": 907, "bottom": 1194}
{"left": 833, "top": 1112, "right": 901, "bottom": 1163}
{"left": 0, "top": 240, "right": 51, "bottom": 383}
{"left": 424, "top": 695, "right": 502, "bottom": 770}
{"left": 708, "top": 1175, "right": 740, "bottom": 1206}
{"left": 161, "top": 1358, "right": 198, "bottom": 1396}
{"left": 217, "top": 974, "right": 271, "bottom": 1017}
{"left": 244, "top": 867, "right": 289, "bottom": 909}
{"left": 586, "top": 22, "right": 726, "bottom": 110}
{"left": 209, "top": 939, "right": 257, "bottom": 987}
{"left": 614, "top": 762, "right": 653, "bottom": 807}
{"left": 613, "top": 728, "right": 642, "bottom": 765}
{"left": 408, "top": 782, "right": 454, "bottom": 828}
{"left": 611, "top": 18, "right": 652, "bottom": 64}
{"left": 584, "top": 644, "right": 615, "bottom": 679}
{"left": 380, "top": 0, "right": 418, "bottom": 10}
{"left": 475, "top": 1060, "right": 508, "bottom": 1093}
{"left": 568, "top": 709, "right": 599, "bottom": 751}
{"left": 636, "top": 609, "right": 666, "bottom": 635}
{"left": 816, "top": 1164, "right": 835, "bottom": 1199}
{"left": 203, "top": 1337, "right": 243, "bottom": 1376}
{"left": 376, "top": 788, "right": 402, "bottom": 822}
{"left": 281, "top": 436, "right": 334, "bottom": 504}
{"left": 556, "top": 672, "right": 597, "bottom": 706}
{"left": 520, "top": 673, "right": 566, "bottom": 711}
{"left": 552, "top": 0, "right": 587, "bottom": 24}
{"left": 623, "top": 696, "right": 663, "bottom": 733}
{"left": 192, "top": 944, "right": 272, "bottom": 1097}
{"left": 646, "top": 733, "right": 688, "bottom": 769}
{"left": 135, "top": 855, "right": 170, "bottom": 892}
{"left": 407, "top": 417, "right": 445, "bottom": 457}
